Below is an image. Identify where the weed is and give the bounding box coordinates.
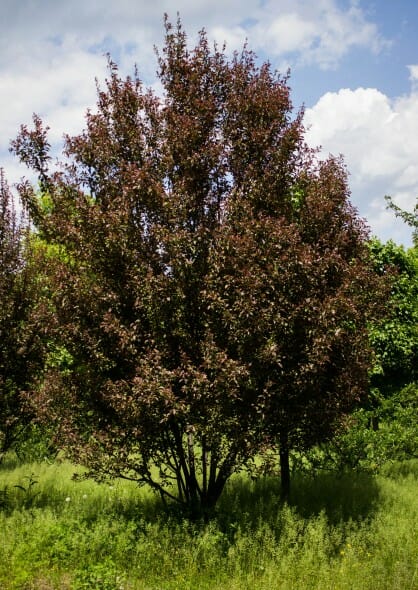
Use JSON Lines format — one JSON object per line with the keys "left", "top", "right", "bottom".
{"left": 0, "top": 457, "right": 416, "bottom": 589}
{"left": 14, "top": 473, "right": 40, "bottom": 509}
{"left": 73, "top": 561, "right": 126, "bottom": 590}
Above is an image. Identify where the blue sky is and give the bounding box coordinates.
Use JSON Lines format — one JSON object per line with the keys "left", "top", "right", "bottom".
{"left": 1, "top": 0, "right": 417, "bottom": 246}
{"left": 289, "top": 1, "right": 418, "bottom": 106}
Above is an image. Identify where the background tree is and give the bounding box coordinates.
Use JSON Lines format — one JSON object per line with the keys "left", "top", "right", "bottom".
{"left": 0, "top": 171, "right": 45, "bottom": 461}
{"left": 297, "top": 239, "right": 417, "bottom": 473}
{"left": 385, "top": 195, "right": 418, "bottom": 245}
{"left": 368, "top": 239, "right": 417, "bottom": 426}
{"left": 369, "top": 240, "right": 417, "bottom": 387}
{"left": 12, "top": 17, "right": 385, "bottom": 511}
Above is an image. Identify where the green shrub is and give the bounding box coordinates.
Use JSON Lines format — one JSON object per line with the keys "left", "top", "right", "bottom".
{"left": 291, "top": 382, "right": 418, "bottom": 474}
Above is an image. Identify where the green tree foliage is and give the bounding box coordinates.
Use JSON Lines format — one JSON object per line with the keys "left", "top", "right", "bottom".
{"left": 385, "top": 195, "right": 418, "bottom": 245}
{"left": 0, "top": 171, "right": 45, "bottom": 460}
{"left": 304, "top": 241, "right": 418, "bottom": 473}
{"left": 298, "top": 381, "right": 418, "bottom": 473}
{"left": 369, "top": 239, "right": 418, "bottom": 393}
{"left": 11, "top": 18, "right": 385, "bottom": 512}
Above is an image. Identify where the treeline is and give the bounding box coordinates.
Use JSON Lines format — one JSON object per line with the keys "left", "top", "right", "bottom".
{"left": 1, "top": 18, "right": 417, "bottom": 517}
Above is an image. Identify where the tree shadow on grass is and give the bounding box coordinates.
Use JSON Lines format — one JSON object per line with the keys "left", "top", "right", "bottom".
{"left": 215, "top": 470, "right": 381, "bottom": 534}
{"left": 79, "top": 470, "right": 382, "bottom": 533}
{"left": 0, "top": 454, "right": 382, "bottom": 534}
{"left": 288, "top": 471, "right": 381, "bottom": 523}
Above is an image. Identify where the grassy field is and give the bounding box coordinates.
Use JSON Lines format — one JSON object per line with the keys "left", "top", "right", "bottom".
{"left": 0, "top": 456, "right": 417, "bottom": 589}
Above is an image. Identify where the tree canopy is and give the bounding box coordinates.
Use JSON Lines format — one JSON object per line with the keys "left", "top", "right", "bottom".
{"left": 11, "top": 18, "right": 386, "bottom": 513}
{"left": 369, "top": 239, "right": 418, "bottom": 394}
{"left": 0, "top": 171, "right": 45, "bottom": 459}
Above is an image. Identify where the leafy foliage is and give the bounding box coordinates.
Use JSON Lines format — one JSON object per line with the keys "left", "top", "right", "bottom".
{"left": 11, "top": 18, "right": 386, "bottom": 512}
{"left": 296, "top": 381, "right": 418, "bottom": 473}
{"left": 293, "top": 236, "right": 418, "bottom": 475}
{"left": 369, "top": 239, "right": 417, "bottom": 396}
{"left": 385, "top": 194, "right": 418, "bottom": 245}
{"left": 0, "top": 172, "right": 45, "bottom": 459}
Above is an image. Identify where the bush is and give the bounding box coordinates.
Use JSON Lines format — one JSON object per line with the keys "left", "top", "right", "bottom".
{"left": 291, "top": 382, "right": 418, "bottom": 474}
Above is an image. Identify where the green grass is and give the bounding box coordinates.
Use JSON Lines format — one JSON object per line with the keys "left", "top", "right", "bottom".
{"left": 0, "top": 457, "right": 417, "bottom": 589}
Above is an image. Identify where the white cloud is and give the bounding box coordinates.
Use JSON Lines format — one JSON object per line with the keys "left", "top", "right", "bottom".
{"left": 0, "top": 0, "right": 387, "bottom": 148}
{"left": 407, "top": 65, "right": 418, "bottom": 81}
{"left": 0, "top": 0, "right": 401, "bottom": 241}
{"left": 246, "top": 0, "right": 388, "bottom": 69}
{"left": 407, "top": 65, "right": 418, "bottom": 94}
{"left": 210, "top": 25, "right": 248, "bottom": 52}
{"left": 1, "top": 0, "right": 387, "bottom": 70}
{"left": 0, "top": 33, "right": 109, "bottom": 190}
{"left": 259, "top": 13, "right": 317, "bottom": 55}
{"left": 304, "top": 83, "right": 418, "bottom": 245}
{"left": 0, "top": 42, "right": 106, "bottom": 147}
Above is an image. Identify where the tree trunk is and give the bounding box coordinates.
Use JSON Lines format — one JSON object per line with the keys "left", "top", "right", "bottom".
{"left": 279, "top": 430, "right": 290, "bottom": 502}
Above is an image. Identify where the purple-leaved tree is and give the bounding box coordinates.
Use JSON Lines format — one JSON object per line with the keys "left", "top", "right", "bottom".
{"left": 11, "top": 17, "right": 386, "bottom": 512}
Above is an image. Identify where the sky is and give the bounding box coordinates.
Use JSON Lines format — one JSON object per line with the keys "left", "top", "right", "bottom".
{"left": 1, "top": 0, "right": 417, "bottom": 246}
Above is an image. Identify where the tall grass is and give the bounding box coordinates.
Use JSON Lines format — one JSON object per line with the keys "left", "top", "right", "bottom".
{"left": 0, "top": 457, "right": 417, "bottom": 589}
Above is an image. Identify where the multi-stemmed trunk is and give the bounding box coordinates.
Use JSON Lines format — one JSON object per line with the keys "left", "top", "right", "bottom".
{"left": 156, "top": 424, "right": 237, "bottom": 519}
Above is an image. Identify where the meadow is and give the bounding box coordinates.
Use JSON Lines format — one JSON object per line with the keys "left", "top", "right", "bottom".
{"left": 0, "top": 456, "right": 417, "bottom": 590}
